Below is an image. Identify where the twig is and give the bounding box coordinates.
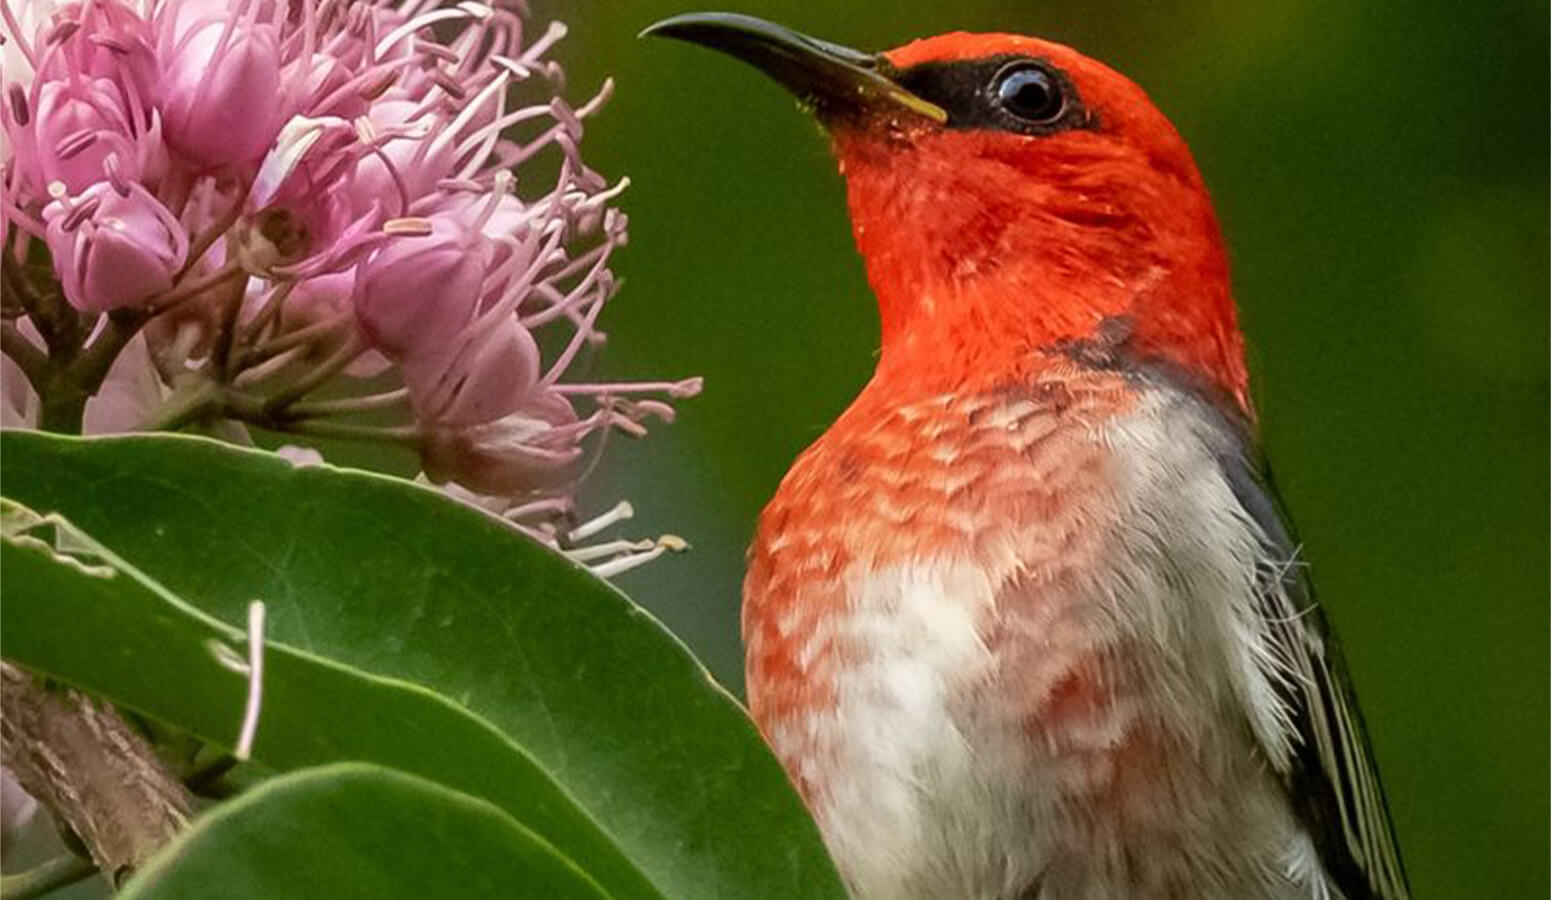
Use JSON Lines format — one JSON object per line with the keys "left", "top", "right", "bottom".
{"left": 0, "top": 664, "right": 191, "bottom": 889}
{"left": 235, "top": 281, "right": 297, "bottom": 350}
{"left": 177, "top": 199, "right": 245, "bottom": 280}
{"left": 0, "top": 321, "right": 47, "bottom": 387}
{"left": 0, "top": 254, "right": 41, "bottom": 317}
{"left": 255, "top": 416, "right": 420, "bottom": 445}
{"left": 147, "top": 263, "right": 246, "bottom": 315}
{"left": 3, "top": 252, "right": 82, "bottom": 361}
{"left": 36, "top": 313, "right": 147, "bottom": 433}
{"left": 66, "top": 312, "right": 144, "bottom": 392}
{"left": 287, "top": 387, "right": 409, "bottom": 418}
{"left": 261, "top": 332, "right": 365, "bottom": 413}
{"left": 141, "top": 380, "right": 222, "bottom": 432}
{"left": 244, "top": 313, "right": 351, "bottom": 364}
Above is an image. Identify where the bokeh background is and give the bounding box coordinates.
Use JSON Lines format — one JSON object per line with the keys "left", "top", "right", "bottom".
{"left": 542, "top": 1, "right": 1548, "bottom": 897}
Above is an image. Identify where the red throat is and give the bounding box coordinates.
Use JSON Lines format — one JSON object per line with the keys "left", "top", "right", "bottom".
{"left": 831, "top": 34, "right": 1250, "bottom": 413}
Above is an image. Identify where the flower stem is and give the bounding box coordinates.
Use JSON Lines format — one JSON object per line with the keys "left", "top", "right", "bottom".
{"left": 287, "top": 388, "right": 409, "bottom": 417}
{"left": 142, "top": 380, "right": 223, "bottom": 432}
{"left": 178, "top": 197, "right": 246, "bottom": 280}
{"left": 281, "top": 419, "right": 420, "bottom": 444}
{"left": 245, "top": 313, "right": 351, "bottom": 364}
{"left": 4, "top": 249, "right": 83, "bottom": 361}
{"left": 235, "top": 281, "right": 297, "bottom": 350}
{"left": 30, "top": 313, "right": 149, "bottom": 433}
{"left": 0, "top": 320, "right": 48, "bottom": 388}
{"left": 261, "top": 331, "right": 366, "bottom": 413}
{"left": 68, "top": 313, "right": 144, "bottom": 390}
{"left": 148, "top": 263, "right": 246, "bottom": 315}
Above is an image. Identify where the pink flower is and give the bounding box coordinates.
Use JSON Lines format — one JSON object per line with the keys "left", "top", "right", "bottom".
{"left": 8, "top": 2, "right": 163, "bottom": 195}
{"left": 31, "top": 79, "right": 137, "bottom": 193}
{"left": 404, "top": 317, "right": 542, "bottom": 427}
{"left": 34, "top": 0, "right": 158, "bottom": 98}
{"left": 2, "top": 0, "right": 699, "bottom": 571}
{"left": 158, "top": 18, "right": 283, "bottom": 167}
{"left": 43, "top": 181, "right": 188, "bottom": 313}
{"left": 352, "top": 218, "right": 488, "bottom": 360}
{"left": 420, "top": 389, "right": 585, "bottom": 495}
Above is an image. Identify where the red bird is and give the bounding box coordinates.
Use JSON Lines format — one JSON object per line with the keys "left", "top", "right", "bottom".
{"left": 648, "top": 13, "right": 1408, "bottom": 900}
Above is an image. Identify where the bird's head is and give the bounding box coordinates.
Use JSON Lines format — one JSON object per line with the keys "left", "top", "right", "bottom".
{"left": 646, "top": 13, "right": 1249, "bottom": 412}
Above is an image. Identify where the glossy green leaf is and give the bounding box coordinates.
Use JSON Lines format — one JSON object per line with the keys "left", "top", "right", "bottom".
{"left": 121, "top": 763, "right": 610, "bottom": 900}
{"left": 1, "top": 430, "right": 845, "bottom": 900}
{"left": 1, "top": 498, "right": 651, "bottom": 900}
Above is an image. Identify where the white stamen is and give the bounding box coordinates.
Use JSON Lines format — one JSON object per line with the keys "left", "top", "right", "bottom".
{"left": 234, "top": 601, "right": 266, "bottom": 761}
{"left": 567, "top": 499, "right": 633, "bottom": 542}
{"left": 565, "top": 538, "right": 654, "bottom": 563}
{"left": 588, "top": 535, "right": 688, "bottom": 579}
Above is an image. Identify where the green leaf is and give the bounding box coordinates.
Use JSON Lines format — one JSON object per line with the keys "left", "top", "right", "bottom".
{"left": 1, "top": 431, "right": 845, "bottom": 900}
{"left": 1, "top": 498, "right": 651, "bottom": 900}
{"left": 121, "top": 763, "right": 611, "bottom": 900}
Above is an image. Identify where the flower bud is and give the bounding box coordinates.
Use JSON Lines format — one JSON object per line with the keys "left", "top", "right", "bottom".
{"left": 159, "top": 19, "right": 283, "bottom": 166}
{"left": 404, "top": 317, "right": 542, "bottom": 427}
{"left": 352, "top": 220, "right": 487, "bottom": 359}
{"left": 44, "top": 182, "right": 188, "bottom": 313}
{"left": 37, "top": 0, "right": 158, "bottom": 100}
{"left": 419, "top": 390, "right": 584, "bottom": 496}
{"left": 31, "top": 80, "right": 126, "bottom": 193}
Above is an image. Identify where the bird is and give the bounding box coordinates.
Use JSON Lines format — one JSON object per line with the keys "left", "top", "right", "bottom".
{"left": 645, "top": 13, "right": 1409, "bottom": 900}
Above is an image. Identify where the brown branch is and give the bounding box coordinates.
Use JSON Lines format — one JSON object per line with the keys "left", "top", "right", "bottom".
{"left": 0, "top": 321, "right": 48, "bottom": 387}
{"left": 1, "top": 251, "right": 82, "bottom": 361}
{"left": 0, "top": 663, "right": 192, "bottom": 889}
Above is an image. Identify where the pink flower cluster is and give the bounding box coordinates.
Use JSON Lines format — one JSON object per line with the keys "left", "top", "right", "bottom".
{"left": 2, "top": 0, "right": 697, "bottom": 565}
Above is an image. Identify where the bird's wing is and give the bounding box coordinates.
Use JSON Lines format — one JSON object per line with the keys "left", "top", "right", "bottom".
{"left": 1223, "top": 448, "right": 1411, "bottom": 900}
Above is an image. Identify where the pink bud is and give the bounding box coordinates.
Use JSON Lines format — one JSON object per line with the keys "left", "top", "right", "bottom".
{"left": 31, "top": 80, "right": 126, "bottom": 194}
{"left": 404, "top": 317, "right": 542, "bottom": 427}
{"left": 159, "top": 20, "right": 283, "bottom": 166}
{"left": 352, "top": 220, "right": 488, "bottom": 359}
{"left": 44, "top": 182, "right": 188, "bottom": 313}
{"left": 37, "top": 1, "right": 158, "bottom": 101}
{"left": 420, "top": 390, "right": 584, "bottom": 495}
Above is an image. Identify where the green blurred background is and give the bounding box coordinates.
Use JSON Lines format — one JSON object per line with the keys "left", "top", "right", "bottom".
{"left": 542, "top": 1, "right": 1548, "bottom": 897}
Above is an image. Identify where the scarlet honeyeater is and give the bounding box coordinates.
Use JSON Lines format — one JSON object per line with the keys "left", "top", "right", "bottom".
{"left": 649, "top": 13, "right": 1408, "bottom": 900}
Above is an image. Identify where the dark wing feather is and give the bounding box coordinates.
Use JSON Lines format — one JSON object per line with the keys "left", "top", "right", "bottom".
{"left": 1223, "top": 449, "right": 1411, "bottom": 900}
{"left": 1063, "top": 341, "right": 1410, "bottom": 898}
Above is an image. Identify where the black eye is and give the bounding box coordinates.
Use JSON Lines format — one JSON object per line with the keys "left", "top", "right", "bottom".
{"left": 993, "top": 64, "right": 1065, "bottom": 124}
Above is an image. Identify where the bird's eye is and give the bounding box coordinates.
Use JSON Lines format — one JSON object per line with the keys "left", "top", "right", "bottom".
{"left": 992, "top": 64, "right": 1065, "bottom": 124}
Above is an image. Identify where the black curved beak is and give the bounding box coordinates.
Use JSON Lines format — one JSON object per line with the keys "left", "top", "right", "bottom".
{"left": 641, "top": 12, "right": 946, "bottom": 125}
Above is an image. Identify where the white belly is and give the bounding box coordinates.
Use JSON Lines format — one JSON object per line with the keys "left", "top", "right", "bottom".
{"left": 791, "top": 558, "right": 1035, "bottom": 900}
